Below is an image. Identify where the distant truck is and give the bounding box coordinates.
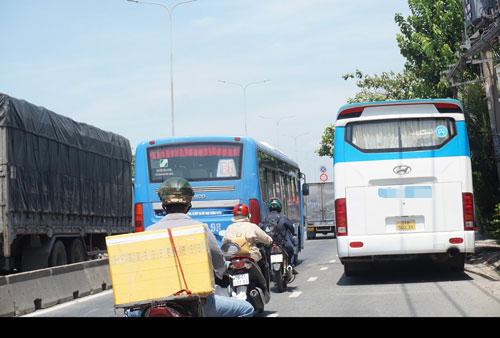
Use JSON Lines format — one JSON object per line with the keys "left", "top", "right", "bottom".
{"left": 0, "top": 93, "right": 133, "bottom": 273}
{"left": 304, "top": 182, "right": 335, "bottom": 239}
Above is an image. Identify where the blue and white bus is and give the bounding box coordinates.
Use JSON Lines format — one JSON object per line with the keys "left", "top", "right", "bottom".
{"left": 133, "top": 136, "right": 307, "bottom": 253}
{"left": 333, "top": 99, "right": 475, "bottom": 275}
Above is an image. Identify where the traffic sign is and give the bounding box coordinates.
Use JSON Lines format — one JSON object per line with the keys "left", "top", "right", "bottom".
{"left": 320, "top": 166, "right": 327, "bottom": 173}
{"left": 320, "top": 173, "right": 328, "bottom": 182}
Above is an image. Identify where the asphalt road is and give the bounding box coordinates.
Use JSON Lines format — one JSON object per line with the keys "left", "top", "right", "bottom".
{"left": 25, "top": 235, "right": 500, "bottom": 317}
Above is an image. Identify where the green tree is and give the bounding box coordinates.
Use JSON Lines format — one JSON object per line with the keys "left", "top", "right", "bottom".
{"left": 317, "top": 124, "right": 335, "bottom": 158}
{"left": 395, "top": 0, "right": 464, "bottom": 98}
{"left": 342, "top": 70, "right": 420, "bottom": 103}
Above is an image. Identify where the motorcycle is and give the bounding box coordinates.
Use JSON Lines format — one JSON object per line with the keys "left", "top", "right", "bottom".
{"left": 221, "top": 241, "right": 271, "bottom": 313}
{"left": 265, "top": 224, "right": 296, "bottom": 293}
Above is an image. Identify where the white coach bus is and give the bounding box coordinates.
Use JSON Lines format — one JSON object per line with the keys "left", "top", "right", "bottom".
{"left": 333, "top": 99, "right": 475, "bottom": 276}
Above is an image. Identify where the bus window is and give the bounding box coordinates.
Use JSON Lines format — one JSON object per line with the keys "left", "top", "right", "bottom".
{"left": 346, "top": 117, "right": 456, "bottom": 153}
{"left": 147, "top": 143, "right": 243, "bottom": 182}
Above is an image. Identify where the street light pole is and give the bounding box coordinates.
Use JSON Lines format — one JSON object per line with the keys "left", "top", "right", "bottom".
{"left": 282, "top": 132, "right": 309, "bottom": 161}
{"left": 218, "top": 80, "right": 270, "bottom": 136}
{"left": 258, "top": 115, "right": 296, "bottom": 149}
{"left": 127, "top": 0, "right": 198, "bottom": 137}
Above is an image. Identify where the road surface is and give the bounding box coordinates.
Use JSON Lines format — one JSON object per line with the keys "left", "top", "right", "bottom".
{"left": 24, "top": 235, "right": 500, "bottom": 317}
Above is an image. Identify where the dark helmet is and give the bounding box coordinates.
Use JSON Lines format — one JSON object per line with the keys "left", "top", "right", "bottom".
{"left": 157, "top": 177, "right": 194, "bottom": 205}
{"left": 268, "top": 198, "right": 282, "bottom": 212}
{"left": 233, "top": 203, "right": 250, "bottom": 217}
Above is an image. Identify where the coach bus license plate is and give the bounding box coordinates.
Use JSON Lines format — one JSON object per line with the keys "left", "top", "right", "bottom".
{"left": 396, "top": 220, "right": 416, "bottom": 231}
{"left": 271, "top": 254, "right": 283, "bottom": 263}
{"left": 233, "top": 273, "right": 249, "bottom": 287}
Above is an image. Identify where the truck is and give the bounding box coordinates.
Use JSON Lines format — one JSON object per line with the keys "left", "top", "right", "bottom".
{"left": 0, "top": 93, "right": 133, "bottom": 273}
{"left": 304, "top": 182, "right": 335, "bottom": 239}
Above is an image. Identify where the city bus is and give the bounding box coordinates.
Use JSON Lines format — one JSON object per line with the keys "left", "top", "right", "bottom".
{"left": 333, "top": 99, "right": 475, "bottom": 275}
{"left": 133, "top": 136, "right": 307, "bottom": 255}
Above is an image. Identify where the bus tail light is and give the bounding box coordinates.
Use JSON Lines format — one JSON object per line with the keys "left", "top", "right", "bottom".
{"left": 249, "top": 199, "right": 261, "bottom": 225}
{"left": 335, "top": 198, "right": 348, "bottom": 236}
{"left": 462, "top": 193, "right": 476, "bottom": 231}
{"left": 134, "top": 203, "right": 145, "bottom": 232}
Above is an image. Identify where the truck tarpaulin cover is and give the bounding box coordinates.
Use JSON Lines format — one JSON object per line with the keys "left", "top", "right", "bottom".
{"left": 0, "top": 93, "right": 132, "bottom": 230}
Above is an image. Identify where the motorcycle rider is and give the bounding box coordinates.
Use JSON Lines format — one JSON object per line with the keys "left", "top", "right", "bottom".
{"left": 126, "top": 177, "right": 254, "bottom": 317}
{"left": 223, "top": 203, "right": 273, "bottom": 285}
{"left": 263, "top": 198, "right": 299, "bottom": 275}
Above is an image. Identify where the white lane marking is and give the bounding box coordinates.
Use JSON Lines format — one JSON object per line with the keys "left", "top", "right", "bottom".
{"left": 289, "top": 291, "right": 302, "bottom": 298}
{"left": 329, "top": 259, "right": 336, "bottom": 263}
{"left": 22, "top": 290, "right": 114, "bottom": 317}
{"left": 307, "top": 277, "right": 318, "bottom": 282}
{"left": 320, "top": 267, "right": 328, "bottom": 271}
{"left": 267, "top": 313, "right": 279, "bottom": 317}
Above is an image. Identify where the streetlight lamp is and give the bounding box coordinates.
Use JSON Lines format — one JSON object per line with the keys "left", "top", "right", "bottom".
{"left": 126, "top": 0, "right": 198, "bottom": 137}
{"left": 218, "top": 80, "right": 271, "bottom": 136}
{"left": 258, "top": 115, "right": 296, "bottom": 149}
{"left": 282, "top": 132, "right": 309, "bottom": 162}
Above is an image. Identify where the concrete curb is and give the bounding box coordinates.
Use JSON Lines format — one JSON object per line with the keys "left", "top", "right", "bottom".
{"left": 0, "top": 258, "right": 111, "bottom": 317}
{"left": 465, "top": 264, "right": 500, "bottom": 281}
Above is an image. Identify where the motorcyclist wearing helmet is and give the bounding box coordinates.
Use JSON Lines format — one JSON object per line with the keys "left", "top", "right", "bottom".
{"left": 223, "top": 203, "right": 273, "bottom": 262}
{"left": 126, "top": 177, "right": 254, "bottom": 318}
{"left": 264, "top": 198, "right": 299, "bottom": 275}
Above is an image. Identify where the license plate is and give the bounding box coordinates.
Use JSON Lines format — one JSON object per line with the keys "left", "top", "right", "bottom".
{"left": 232, "top": 273, "right": 249, "bottom": 287}
{"left": 396, "top": 220, "right": 416, "bottom": 231}
{"left": 271, "top": 254, "right": 283, "bottom": 263}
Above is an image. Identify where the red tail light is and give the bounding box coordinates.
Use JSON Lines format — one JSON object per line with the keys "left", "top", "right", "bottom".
{"left": 231, "top": 260, "right": 246, "bottom": 270}
{"left": 335, "top": 198, "right": 348, "bottom": 236}
{"left": 249, "top": 199, "right": 261, "bottom": 225}
{"left": 350, "top": 242, "right": 363, "bottom": 248}
{"left": 449, "top": 238, "right": 464, "bottom": 244}
{"left": 271, "top": 244, "right": 282, "bottom": 254}
{"left": 134, "top": 203, "right": 144, "bottom": 232}
{"left": 146, "top": 306, "right": 181, "bottom": 317}
{"left": 462, "top": 193, "right": 476, "bottom": 231}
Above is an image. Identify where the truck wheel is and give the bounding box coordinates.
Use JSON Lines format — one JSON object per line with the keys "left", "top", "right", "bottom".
{"left": 49, "top": 240, "right": 68, "bottom": 267}
{"left": 344, "top": 263, "right": 352, "bottom": 277}
{"left": 69, "top": 238, "right": 86, "bottom": 264}
{"left": 448, "top": 254, "right": 465, "bottom": 273}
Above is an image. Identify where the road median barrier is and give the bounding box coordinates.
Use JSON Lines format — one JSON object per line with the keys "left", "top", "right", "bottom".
{"left": 0, "top": 258, "right": 111, "bottom": 317}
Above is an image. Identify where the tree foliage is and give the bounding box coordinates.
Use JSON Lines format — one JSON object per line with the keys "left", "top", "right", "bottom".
{"left": 395, "top": 0, "right": 464, "bottom": 98}
{"left": 317, "top": 124, "right": 334, "bottom": 157}
{"left": 341, "top": 70, "right": 419, "bottom": 103}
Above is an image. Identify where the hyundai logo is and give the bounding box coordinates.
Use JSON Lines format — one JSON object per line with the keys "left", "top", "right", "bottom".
{"left": 393, "top": 165, "right": 411, "bottom": 176}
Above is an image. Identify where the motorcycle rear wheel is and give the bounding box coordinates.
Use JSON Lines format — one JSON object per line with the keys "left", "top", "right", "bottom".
{"left": 274, "top": 270, "right": 287, "bottom": 293}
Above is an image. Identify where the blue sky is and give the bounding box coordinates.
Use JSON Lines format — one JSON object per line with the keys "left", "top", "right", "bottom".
{"left": 0, "top": 0, "right": 410, "bottom": 181}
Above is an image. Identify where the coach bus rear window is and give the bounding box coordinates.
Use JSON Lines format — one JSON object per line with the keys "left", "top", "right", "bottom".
{"left": 148, "top": 143, "right": 243, "bottom": 182}
{"left": 345, "top": 118, "right": 456, "bottom": 153}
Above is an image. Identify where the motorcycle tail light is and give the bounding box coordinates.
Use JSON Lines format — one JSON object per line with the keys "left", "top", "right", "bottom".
{"left": 147, "top": 306, "right": 181, "bottom": 317}
{"left": 271, "top": 245, "right": 281, "bottom": 254}
{"left": 231, "top": 260, "right": 246, "bottom": 269}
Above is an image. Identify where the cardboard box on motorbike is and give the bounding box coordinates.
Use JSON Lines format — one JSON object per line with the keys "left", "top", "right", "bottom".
{"left": 105, "top": 224, "right": 215, "bottom": 308}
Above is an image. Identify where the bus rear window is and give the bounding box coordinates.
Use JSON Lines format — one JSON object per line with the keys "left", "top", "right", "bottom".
{"left": 345, "top": 118, "right": 456, "bottom": 153}
{"left": 148, "top": 143, "right": 243, "bottom": 182}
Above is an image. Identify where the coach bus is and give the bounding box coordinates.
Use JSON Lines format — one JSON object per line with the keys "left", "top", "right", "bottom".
{"left": 133, "top": 136, "right": 307, "bottom": 255}
{"left": 334, "top": 99, "right": 475, "bottom": 275}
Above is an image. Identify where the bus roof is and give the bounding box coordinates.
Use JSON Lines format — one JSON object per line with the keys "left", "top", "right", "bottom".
{"left": 136, "top": 135, "right": 299, "bottom": 169}
{"left": 336, "top": 98, "right": 464, "bottom": 118}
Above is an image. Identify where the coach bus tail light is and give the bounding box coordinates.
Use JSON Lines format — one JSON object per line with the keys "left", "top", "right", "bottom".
{"left": 462, "top": 193, "right": 476, "bottom": 231}
{"left": 135, "top": 203, "right": 145, "bottom": 232}
{"left": 249, "top": 199, "right": 261, "bottom": 225}
{"left": 335, "top": 198, "right": 348, "bottom": 236}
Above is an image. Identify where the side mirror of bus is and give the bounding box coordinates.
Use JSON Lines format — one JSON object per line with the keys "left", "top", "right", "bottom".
{"left": 302, "top": 183, "right": 309, "bottom": 196}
